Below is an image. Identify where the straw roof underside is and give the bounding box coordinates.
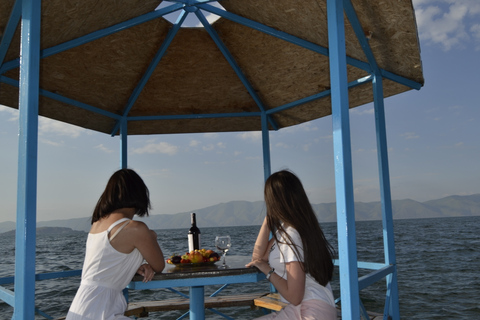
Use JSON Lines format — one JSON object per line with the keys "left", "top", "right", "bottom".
{"left": 0, "top": 0, "right": 423, "bottom": 135}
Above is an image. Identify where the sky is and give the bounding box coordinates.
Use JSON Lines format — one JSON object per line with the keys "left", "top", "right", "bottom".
{"left": 1, "top": 0, "right": 479, "bottom": 224}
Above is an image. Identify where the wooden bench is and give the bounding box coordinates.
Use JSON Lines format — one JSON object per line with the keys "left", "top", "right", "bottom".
{"left": 253, "top": 292, "right": 288, "bottom": 312}
{"left": 54, "top": 293, "right": 268, "bottom": 319}
{"left": 124, "top": 292, "right": 269, "bottom": 317}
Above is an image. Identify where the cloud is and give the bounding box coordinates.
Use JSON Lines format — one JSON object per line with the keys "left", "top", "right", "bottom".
{"left": 94, "top": 144, "right": 114, "bottom": 154}
{"left": 40, "top": 138, "right": 64, "bottom": 147}
{"left": 471, "top": 24, "right": 480, "bottom": 49}
{"left": 204, "top": 133, "right": 219, "bottom": 139}
{"left": 38, "top": 117, "right": 85, "bottom": 138}
{"left": 0, "top": 105, "right": 19, "bottom": 121}
{"left": 281, "top": 122, "right": 319, "bottom": 134}
{"left": 413, "top": 0, "right": 480, "bottom": 50}
{"left": 131, "top": 141, "right": 179, "bottom": 155}
{"left": 275, "top": 142, "right": 290, "bottom": 149}
{"left": 1, "top": 106, "right": 86, "bottom": 139}
{"left": 401, "top": 132, "right": 420, "bottom": 139}
{"left": 237, "top": 131, "right": 262, "bottom": 141}
{"left": 202, "top": 144, "right": 215, "bottom": 151}
{"left": 351, "top": 107, "right": 374, "bottom": 116}
{"left": 189, "top": 139, "right": 201, "bottom": 147}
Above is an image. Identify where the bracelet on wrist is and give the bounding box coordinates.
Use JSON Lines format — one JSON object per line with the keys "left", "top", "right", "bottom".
{"left": 266, "top": 268, "right": 275, "bottom": 280}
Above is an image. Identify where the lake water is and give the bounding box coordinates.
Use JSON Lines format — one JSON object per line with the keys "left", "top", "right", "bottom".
{"left": 0, "top": 216, "right": 479, "bottom": 319}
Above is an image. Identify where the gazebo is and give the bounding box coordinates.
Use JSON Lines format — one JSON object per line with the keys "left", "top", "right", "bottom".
{"left": 0, "top": 0, "right": 423, "bottom": 319}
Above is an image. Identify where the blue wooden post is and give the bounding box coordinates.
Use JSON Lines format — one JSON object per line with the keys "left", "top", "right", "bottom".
{"left": 189, "top": 286, "right": 205, "bottom": 320}
{"left": 372, "top": 72, "right": 400, "bottom": 320}
{"left": 261, "top": 113, "right": 271, "bottom": 181}
{"left": 14, "top": 0, "right": 41, "bottom": 319}
{"left": 120, "top": 118, "right": 128, "bottom": 169}
{"left": 327, "top": 0, "right": 360, "bottom": 319}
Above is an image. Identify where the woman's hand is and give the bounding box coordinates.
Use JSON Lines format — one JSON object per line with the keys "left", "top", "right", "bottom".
{"left": 136, "top": 263, "right": 156, "bottom": 283}
{"left": 246, "top": 259, "right": 271, "bottom": 275}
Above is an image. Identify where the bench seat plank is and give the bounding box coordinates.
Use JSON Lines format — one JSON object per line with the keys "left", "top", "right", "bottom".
{"left": 125, "top": 292, "right": 269, "bottom": 316}
{"left": 253, "top": 293, "right": 288, "bottom": 312}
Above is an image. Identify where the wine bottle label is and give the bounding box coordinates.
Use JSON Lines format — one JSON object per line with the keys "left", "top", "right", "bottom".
{"left": 188, "top": 234, "right": 201, "bottom": 252}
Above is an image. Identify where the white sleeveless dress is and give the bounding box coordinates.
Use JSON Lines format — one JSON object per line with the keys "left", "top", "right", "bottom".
{"left": 66, "top": 218, "right": 144, "bottom": 320}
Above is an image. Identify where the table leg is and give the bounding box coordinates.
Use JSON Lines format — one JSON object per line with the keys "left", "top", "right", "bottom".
{"left": 189, "top": 286, "right": 205, "bottom": 320}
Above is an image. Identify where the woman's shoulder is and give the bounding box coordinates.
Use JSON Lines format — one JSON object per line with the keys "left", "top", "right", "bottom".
{"left": 126, "top": 220, "right": 150, "bottom": 232}
{"left": 284, "top": 225, "right": 300, "bottom": 237}
{"left": 278, "top": 225, "right": 301, "bottom": 244}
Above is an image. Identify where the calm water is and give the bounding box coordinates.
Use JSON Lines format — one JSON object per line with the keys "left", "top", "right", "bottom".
{"left": 0, "top": 216, "right": 479, "bottom": 319}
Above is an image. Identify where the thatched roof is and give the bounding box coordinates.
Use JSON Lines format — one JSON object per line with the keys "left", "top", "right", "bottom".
{"left": 0, "top": 0, "right": 423, "bottom": 135}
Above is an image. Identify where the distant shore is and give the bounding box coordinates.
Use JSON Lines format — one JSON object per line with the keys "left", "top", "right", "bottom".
{"left": 0, "top": 226, "right": 86, "bottom": 236}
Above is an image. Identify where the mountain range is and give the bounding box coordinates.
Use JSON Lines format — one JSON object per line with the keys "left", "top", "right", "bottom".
{"left": 1, "top": 194, "right": 479, "bottom": 234}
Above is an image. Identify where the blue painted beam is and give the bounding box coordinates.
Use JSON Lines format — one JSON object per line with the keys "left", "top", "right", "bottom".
{"left": 327, "top": 1, "right": 360, "bottom": 320}
{"left": 0, "top": 286, "right": 14, "bottom": 307}
{"left": 266, "top": 75, "right": 373, "bottom": 116}
{"left": 115, "top": 74, "right": 371, "bottom": 128}
{"left": 0, "top": 0, "right": 21, "bottom": 67}
{"left": 356, "top": 261, "right": 386, "bottom": 270}
{"left": 0, "top": 3, "right": 184, "bottom": 74}
{"left": 110, "top": 9, "right": 189, "bottom": 136}
{"left": 343, "top": 0, "right": 377, "bottom": 72}
{"left": 195, "top": 9, "right": 279, "bottom": 131}
{"left": 14, "top": 0, "right": 41, "bottom": 318}
{"left": 198, "top": 3, "right": 369, "bottom": 72}
{"left": 128, "top": 111, "right": 262, "bottom": 121}
{"left": 127, "top": 273, "right": 265, "bottom": 290}
{"left": 0, "top": 75, "right": 123, "bottom": 120}
{"left": 199, "top": 4, "right": 425, "bottom": 92}
{"left": 381, "top": 69, "right": 423, "bottom": 90}
{"left": 189, "top": 286, "right": 205, "bottom": 320}
{"left": 120, "top": 119, "right": 128, "bottom": 169}
{"left": 261, "top": 112, "right": 271, "bottom": 182}
{"left": 124, "top": 75, "right": 372, "bottom": 126}
{"left": 0, "top": 270, "right": 82, "bottom": 287}
{"left": 333, "top": 260, "right": 388, "bottom": 271}
{"left": 373, "top": 72, "right": 400, "bottom": 320}
{"left": 358, "top": 264, "right": 395, "bottom": 290}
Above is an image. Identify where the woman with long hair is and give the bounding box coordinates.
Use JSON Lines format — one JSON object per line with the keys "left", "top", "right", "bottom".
{"left": 67, "top": 168, "right": 165, "bottom": 319}
{"left": 247, "top": 170, "right": 336, "bottom": 319}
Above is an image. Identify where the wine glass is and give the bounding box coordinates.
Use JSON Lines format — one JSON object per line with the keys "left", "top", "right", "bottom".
{"left": 215, "top": 235, "right": 231, "bottom": 268}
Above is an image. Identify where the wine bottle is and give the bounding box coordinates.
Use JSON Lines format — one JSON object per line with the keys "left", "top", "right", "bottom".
{"left": 188, "top": 213, "right": 201, "bottom": 252}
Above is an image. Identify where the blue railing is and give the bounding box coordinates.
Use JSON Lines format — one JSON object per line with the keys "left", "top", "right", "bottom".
{"left": 1, "top": 260, "right": 395, "bottom": 320}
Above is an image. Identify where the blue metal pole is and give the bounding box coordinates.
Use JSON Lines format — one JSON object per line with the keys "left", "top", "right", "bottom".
{"left": 261, "top": 113, "right": 271, "bottom": 181}
{"left": 372, "top": 72, "right": 400, "bottom": 320}
{"left": 189, "top": 286, "right": 205, "bottom": 320}
{"left": 327, "top": 0, "right": 360, "bottom": 319}
{"left": 120, "top": 119, "right": 128, "bottom": 169}
{"left": 14, "top": 0, "right": 41, "bottom": 319}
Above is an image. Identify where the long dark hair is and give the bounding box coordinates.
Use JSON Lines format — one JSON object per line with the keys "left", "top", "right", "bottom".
{"left": 264, "top": 170, "right": 334, "bottom": 286}
{"left": 91, "top": 169, "right": 151, "bottom": 224}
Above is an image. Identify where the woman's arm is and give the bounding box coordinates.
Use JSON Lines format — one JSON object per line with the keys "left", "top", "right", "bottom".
{"left": 246, "top": 259, "right": 306, "bottom": 306}
{"left": 268, "top": 261, "right": 306, "bottom": 305}
{"left": 131, "top": 222, "right": 165, "bottom": 273}
{"left": 251, "top": 217, "right": 271, "bottom": 261}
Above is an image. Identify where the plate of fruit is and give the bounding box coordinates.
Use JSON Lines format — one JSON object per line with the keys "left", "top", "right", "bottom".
{"left": 167, "top": 249, "right": 221, "bottom": 267}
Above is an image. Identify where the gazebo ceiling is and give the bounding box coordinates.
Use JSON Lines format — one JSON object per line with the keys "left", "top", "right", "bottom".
{"left": 0, "top": 0, "right": 423, "bottom": 135}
